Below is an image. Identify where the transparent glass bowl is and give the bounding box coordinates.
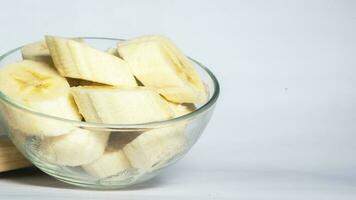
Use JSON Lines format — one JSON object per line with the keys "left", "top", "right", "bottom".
{"left": 0, "top": 37, "right": 220, "bottom": 189}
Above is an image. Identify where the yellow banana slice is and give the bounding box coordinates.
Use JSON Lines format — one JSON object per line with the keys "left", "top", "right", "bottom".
{"left": 124, "top": 126, "right": 187, "bottom": 171}
{"left": 21, "top": 41, "right": 52, "bottom": 64}
{"left": 39, "top": 129, "right": 109, "bottom": 166}
{"left": 168, "top": 102, "right": 195, "bottom": 117}
{"left": 0, "top": 60, "right": 81, "bottom": 136}
{"left": 118, "top": 35, "right": 207, "bottom": 103}
{"left": 82, "top": 132, "right": 140, "bottom": 178}
{"left": 70, "top": 86, "right": 174, "bottom": 124}
{"left": 45, "top": 36, "right": 137, "bottom": 87}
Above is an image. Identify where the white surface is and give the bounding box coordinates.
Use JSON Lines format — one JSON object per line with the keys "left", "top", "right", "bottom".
{"left": 1, "top": 167, "right": 356, "bottom": 200}
{"left": 0, "top": 0, "right": 356, "bottom": 199}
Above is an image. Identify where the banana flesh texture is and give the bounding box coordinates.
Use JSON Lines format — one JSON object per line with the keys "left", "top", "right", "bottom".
{"left": 45, "top": 36, "right": 137, "bottom": 87}
{"left": 124, "top": 126, "right": 187, "bottom": 171}
{"left": 21, "top": 38, "right": 84, "bottom": 65}
{"left": 82, "top": 132, "right": 140, "bottom": 178}
{"left": 82, "top": 149, "right": 130, "bottom": 178}
{"left": 117, "top": 35, "right": 207, "bottom": 103}
{"left": 71, "top": 86, "right": 189, "bottom": 172}
{"left": 168, "top": 102, "right": 195, "bottom": 118}
{"left": 21, "top": 41, "right": 53, "bottom": 64}
{"left": 39, "top": 129, "right": 109, "bottom": 166}
{"left": 0, "top": 60, "right": 81, "bottom": 136}
{"left": 70, "top": 86, "right": 174, "bottom": 124}
{"left": 122, "top": 103, "right": 193, "bottom": 171}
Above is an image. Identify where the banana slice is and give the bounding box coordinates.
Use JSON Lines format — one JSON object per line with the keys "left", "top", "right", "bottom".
{"left": 82, "top": 132, "right": 140, "bottom": 178}
{"left": 0, "top": 60, "right": 81, "bottom": 136}
{"left": 168, "top": 102, "right": 195, "bottom": 117}
{"left": 70, "top": 86, "right": 188, "bottom": 171}
{"left": 117, "top": 35, "right": 207, "bottom": 103}
{"left": 124, "top": 126, "right": 187, "bottom": 171}
{"left": 21, "top": 38, "right": 84, "bottom": 64}
{"left": 70, "top": 86, "right": 186, "bottom": 172}
{"left": 71, "top": 86, "right": 174, "bottom": 124}
{"left": 45, "top": 36, "right": 137, "bottom": 87}
{"left": 21, "top": 41, "right": 52, "bottom": 64}
{"left": 83, "top": 149, "right": 130, "bottom": 178}
{"left": 39, "top": 129, "right": 109, "bottom": 166}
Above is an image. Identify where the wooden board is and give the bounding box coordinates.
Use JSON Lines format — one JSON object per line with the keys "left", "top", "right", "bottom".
{"left": 0, "top": 136, "right": 31, "bottom": 172}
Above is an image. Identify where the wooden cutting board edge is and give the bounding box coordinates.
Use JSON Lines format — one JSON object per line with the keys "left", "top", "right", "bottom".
{"left": 0, "top": 135, "right": 32, "bottom": 173}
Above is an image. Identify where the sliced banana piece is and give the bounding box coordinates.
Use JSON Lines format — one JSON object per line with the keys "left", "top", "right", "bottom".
{"left": 21, "top": 41, "right": 52, "bottom": 64}
{"left": 71, "top": 86, "right": 174, "bottom": 124}
{"left": 124, "top": 126, "right": 187, "bottom": 171}
{"left": 82, "top": 132, "right": 140, "bottom": 178}
{"left": 70, "top": 86, "right": 187, "bottom": 172}
{"left": 0, "top": 60, "right": 81, "bottom": 136}
{"left": 39, "top": 129, "right": 109, "bottom": 166}
{"left": 45, "top": 36, "right": 137, "bottom": 87}
{"left": 168, "top": 102, "right": 195, "bottom": 117}
{"left": 117, "top": 35, "right": 207, "bottom": 103}
{"left": 21, "top": 38, "right": 84, "bottom": 64}
{"left": 83, "top": 149, "right": 130, "bottom": 178}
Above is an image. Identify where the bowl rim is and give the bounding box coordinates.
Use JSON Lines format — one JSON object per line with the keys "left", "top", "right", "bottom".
{"left": 0, "top": 37, "right": 220, "bottom": 129}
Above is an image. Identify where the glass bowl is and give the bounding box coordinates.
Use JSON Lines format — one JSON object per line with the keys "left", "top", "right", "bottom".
{"left": 0, "top": 37, "right": 220, "bottom": 189}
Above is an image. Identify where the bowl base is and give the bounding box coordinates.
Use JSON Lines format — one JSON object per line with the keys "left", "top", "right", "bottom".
{"left": 41, "top": 167, "right": 159, "bottom": 189}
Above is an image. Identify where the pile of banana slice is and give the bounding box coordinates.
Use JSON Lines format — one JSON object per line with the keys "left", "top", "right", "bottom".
{"left": 0, "top": 35, "right": 207, "bottom": 179}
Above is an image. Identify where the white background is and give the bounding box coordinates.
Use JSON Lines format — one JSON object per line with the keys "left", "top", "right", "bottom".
{"left": 0, "top": 0, "right": 356, "bottom": 199}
